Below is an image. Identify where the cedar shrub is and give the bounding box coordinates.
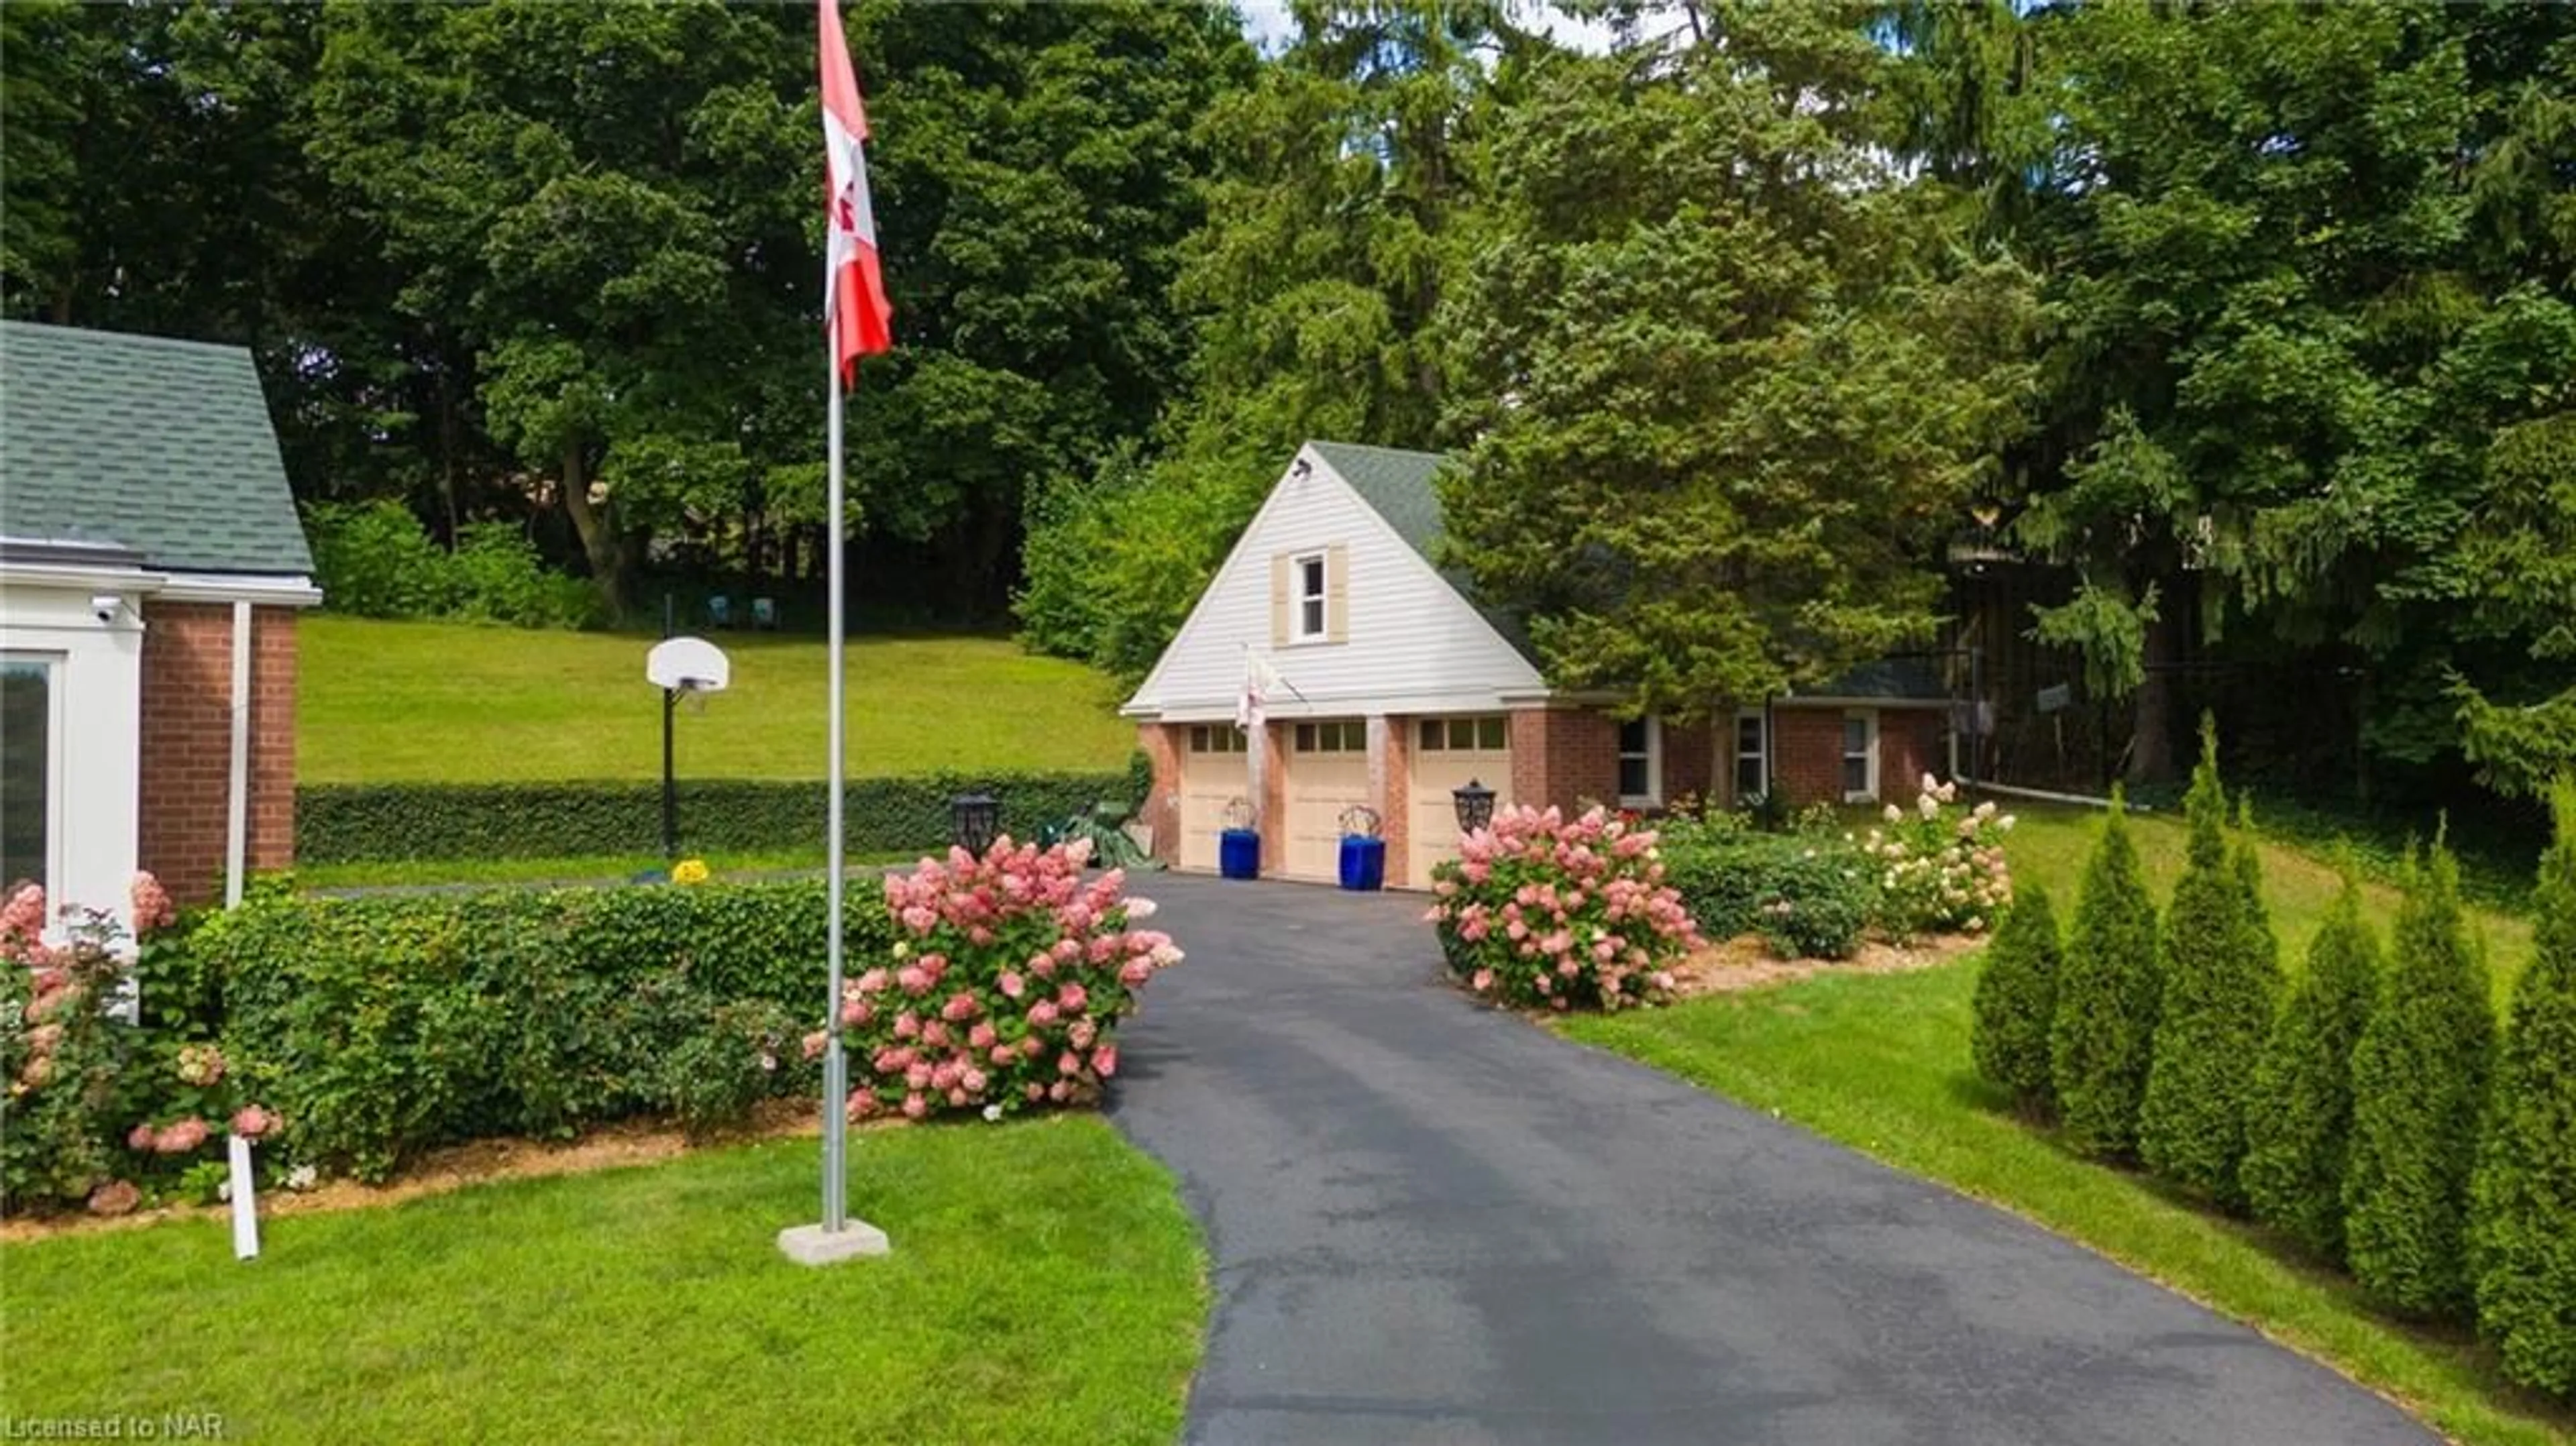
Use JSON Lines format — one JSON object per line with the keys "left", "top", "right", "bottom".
{"left": 2140, "top": 724, "right": 2280, "bottom": 1206}
{"left": 2242, "top": 863, "right": 2382, "bottom": 1262}
{"left": 2470, "top": 781, "right": 2576, "bottom": 1398}
{"left": 2344, "top": 838, "right": 2496, "bottom": 1320}
{"left": 1972, "top": 881, "right": 2063, "bottom": 1112}
{"left": 2049, "top": 789, "right": 2161, "bottom": 1159}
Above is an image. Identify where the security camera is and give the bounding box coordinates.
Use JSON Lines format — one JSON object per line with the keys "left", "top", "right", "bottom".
{"left": 91, "top": 594, "right": 122, "bottom": 622}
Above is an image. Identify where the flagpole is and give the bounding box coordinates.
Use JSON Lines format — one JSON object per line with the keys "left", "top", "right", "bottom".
{"left": 822, "top": 342, "right": 850, "bottom": 1235}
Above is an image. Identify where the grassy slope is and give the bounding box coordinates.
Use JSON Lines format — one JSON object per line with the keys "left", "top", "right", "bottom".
{"left": 2001, "top": 801, "right": 2532, "bottom": 1004}
{"left": 0, "top": 1118, "right": 1207, "bottom": 1446}
{"left": 1562, "top": 801, "right": 2565, "bottom": 1446}
{"left": 299, "top": 617, "right": 1135, "bottom": 784}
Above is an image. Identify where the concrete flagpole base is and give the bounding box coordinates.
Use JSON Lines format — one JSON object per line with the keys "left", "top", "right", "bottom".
{"left": 777, "top": 1219, "right": 892, "bottom": 1266}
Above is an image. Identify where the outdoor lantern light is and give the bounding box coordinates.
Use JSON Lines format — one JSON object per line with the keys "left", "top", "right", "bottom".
{"left": 950, "top": 791, "right": 1000, "bottom": 856}
{"left": 1452, "top": 778, "right": 1496, "bottom": 835}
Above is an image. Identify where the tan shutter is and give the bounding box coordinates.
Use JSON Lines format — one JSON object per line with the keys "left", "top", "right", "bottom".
{"left": 1270, "top": 553, "right": 1289, "bottom": 648}
{"left": 1325, "top": 543, "right": 1349, "bottom": 643}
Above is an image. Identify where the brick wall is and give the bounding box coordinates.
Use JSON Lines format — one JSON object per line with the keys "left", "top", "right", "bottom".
{"left": 1772, "top": 708, "right": 1853, "bottom": 810}
{"left": 1138, "top": 723, "right": 1183, "bottom": 866}
{"left": 1508, "top": 707, "right": 1619, "bottom": 814}
{"left": 1768, "top": 704, "right": 1949, "bottom": 808}
{"left": 1379, "top": 716, "right": 1413, "bottom": 888}
{"left": 1256, "top": 721, "right": 1286, "bottom": 867}
{"left": 1664, "top": 720, "right": 1713, "bottom": 808}
{"left": 1882, "top": 710, "right": 1945, "bottom": 801}
{"left": 138, "top": 602, "right": 297, "bottom": 903}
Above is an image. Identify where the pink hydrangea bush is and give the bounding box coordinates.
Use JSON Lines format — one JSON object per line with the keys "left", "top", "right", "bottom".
{"left": 1426, "top": 805, "right": 1701, "bottom": 1011}
{"left": 1, "top": 875, "right": 278, "bottom": 1216}
{"left": 839, "top": 836, "right": 1181, "bottom": 1123}
{"left": 1858, "top": 775, "right": 2015, "bottom": 942}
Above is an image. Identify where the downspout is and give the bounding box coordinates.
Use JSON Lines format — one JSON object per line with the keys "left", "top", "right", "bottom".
{"left": 225, "top": 601, "right": 250, "bottom": 908}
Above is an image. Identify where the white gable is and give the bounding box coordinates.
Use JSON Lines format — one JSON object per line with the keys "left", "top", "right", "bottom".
{"left": 1122, "top": 445, "right": 1546, "bottom": 720}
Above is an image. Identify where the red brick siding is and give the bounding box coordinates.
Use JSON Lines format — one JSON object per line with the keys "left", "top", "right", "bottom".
{"left": 1379, "top": 716, "right": 1412, "bottom": 888}
{"left": 1663, "top": 720, "right": 1713, "bottom": 810}
{"left": 1508, "top": 708, "right": 1619, "bottom": 815}
{"left": 137, "top": 602, "right": 297, "bottom": 904}
{"left": 1256, "top": 722, "right": 1286, "bottom": 868}
{"left": 1882, "top": 710, "right": 1945, "bottom": 802}
{"left": 1138, "top": 723, "right": 1183, "bottom": 867}
{"left": 1766, "top": 704, "right": 1948, "bottom": 808}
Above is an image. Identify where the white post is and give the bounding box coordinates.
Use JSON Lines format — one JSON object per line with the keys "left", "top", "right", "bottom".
{"left": 227, "top": 1133, "right": 259, "bottom": 1261}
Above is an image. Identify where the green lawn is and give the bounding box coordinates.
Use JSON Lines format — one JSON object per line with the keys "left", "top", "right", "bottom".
{"left": 1564, "top": 801, "right": 2566, "bottom": 1446}
{"left": 298, "top": 617, "right": 1136, "bottom": 784}
{"left": 0, "top": 1117, "right": 1207, "bottom": 1445}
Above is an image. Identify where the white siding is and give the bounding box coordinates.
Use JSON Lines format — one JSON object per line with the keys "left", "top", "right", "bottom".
{"left": 0, "top": 577, "right": 145, "bottom": 928}
{"left": 1124, "top": 447, "right": 1545, "bottom": 720}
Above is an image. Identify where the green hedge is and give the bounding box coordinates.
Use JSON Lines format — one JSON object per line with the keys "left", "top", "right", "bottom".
{"left": 298, "top": 771, "right": 1138, "bottom": 864}
{"left": 195, "top": 880, "right": 898, "bottom": 1180}
{"left": 1657, "top": 821, "right": 1874, "bottom": 960}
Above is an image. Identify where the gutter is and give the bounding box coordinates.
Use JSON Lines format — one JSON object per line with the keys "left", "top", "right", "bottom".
{"left": 227, "top": 601, "right": 251, "bottom": 908}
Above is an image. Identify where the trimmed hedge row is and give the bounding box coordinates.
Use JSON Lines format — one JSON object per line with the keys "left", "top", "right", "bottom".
{"left": 195, "top": 881, "right": 898, "bottom": 1180}
{"left": 297, "top": 767, "right": 1142, "bottom": 864}
{"left": 1658, "top": 824, "right": 1875, "bottom": 960}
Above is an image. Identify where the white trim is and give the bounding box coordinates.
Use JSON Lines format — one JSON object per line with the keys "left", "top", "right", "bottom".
{"left": 1288, "top": 550, "right": 1328, "bottom": 644}
{"left": 1841, "top": 709, "right": 1880, "bottom": 803}
{"left": 0, "top": 561, "right": 166, "bottom": 595}
{"left": 1617, "top": 716, "right": 1662, "bottom": 808}
{"left": 157, "top": 572, "right": 323, "bottom": 608}
{"left": 0, "top": 651, "right": 67, "bottom": 893}
{"left": 1733, "top": 708, "right": 1768, "bottom": 801}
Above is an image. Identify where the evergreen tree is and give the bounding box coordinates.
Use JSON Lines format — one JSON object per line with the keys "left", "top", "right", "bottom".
{"left": 2242, "top": 865, "right": 2382, "bottom": 1262}
{"left": 2471, "top": 782, "right": 2576, "bottom": 1397}
{"left": 2050, "top": 790, "right": 2162, "bottom": 1158}
{"left": 2141, "top": 726, "right": 2283, "bottom": 1206}
{"left": 1973, "top": 881, "right": 2063, "bottom": 1111}
{"left": 2344, "top": 840, "right": 2497, "bottom": 1320}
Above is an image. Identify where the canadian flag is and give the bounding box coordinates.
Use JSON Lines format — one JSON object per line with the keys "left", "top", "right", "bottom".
{"left": 1238, "top": 648, "right": 1287, "bottom": 731}
{"left": 820, "top": 0, "right": 893, "bottom": 380}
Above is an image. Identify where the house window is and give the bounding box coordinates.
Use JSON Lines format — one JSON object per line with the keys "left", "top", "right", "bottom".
{"left": 1293, "top": 720, "right": 1363, "bottom": 753}
{"left": 1417, "top": 716, "right": 1508, "bottom": 753}
{"left": 0, "top": 656, "right": 59, "bottom": 890}
{"left": 1734, "top": 709, "right": 1768, "bottom": 801}
{"left": 1293, "top": 552, "right": 1327, "bottom": 642}
{"left": 1187, "top": 725, "right": 1245, "bottom": 755}
{"left": 1841, "top": 711, "right": 1879, "bottom": 802}
{"left": 1618, "top": 716, "right": 1661, "bottom": 807}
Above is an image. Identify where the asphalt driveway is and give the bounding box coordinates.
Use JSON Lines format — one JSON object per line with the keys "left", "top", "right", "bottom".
{"left": 1108, "top": 873, "right": 2433, "bottom": 1446}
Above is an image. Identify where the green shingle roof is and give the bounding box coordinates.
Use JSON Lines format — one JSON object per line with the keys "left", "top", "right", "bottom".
{"left": 1307, "top": 439, "right": 1544, "bottom": 663}
{"left": 1307, "top": 439, "right": 1951, "bottom": 702}
{"left": 0, "top": 321, "right": 312, "bottom": 575}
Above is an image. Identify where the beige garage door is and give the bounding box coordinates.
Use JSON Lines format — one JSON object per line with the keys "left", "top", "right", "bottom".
{"left": 1177, "top": 724, "right": 1249, "bottom": 873}
{"left": 1407, "top": 714, "right": 1511, "bottom": 888}
{"left": 1283, "top": 719, "right": 1371, "bottom": 881}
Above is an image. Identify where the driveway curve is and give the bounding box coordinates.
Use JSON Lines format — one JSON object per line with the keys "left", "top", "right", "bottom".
{"left": 1108, "top": 873, "right": 2432, "bottom": 1446}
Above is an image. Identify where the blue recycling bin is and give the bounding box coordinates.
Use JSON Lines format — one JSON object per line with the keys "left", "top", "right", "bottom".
{"left": 1219, "top": 827, "right": 1261, "bottom": 880}
{"left": 1338, "top": 835, "right": 1385, "bottom": 891}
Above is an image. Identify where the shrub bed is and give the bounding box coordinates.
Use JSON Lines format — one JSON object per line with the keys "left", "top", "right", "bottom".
{"left": 299, "top": 770, "right": 1138, "bottom": 864}
{"left": 4, "top": 842, "right": 1183, "bottom": 1213}
{"left": 1658, "top": 820, "right": 1876, "bottom": 960}
{"left": 1427, "top": 805, "right": 1699, "bottom": 1011}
